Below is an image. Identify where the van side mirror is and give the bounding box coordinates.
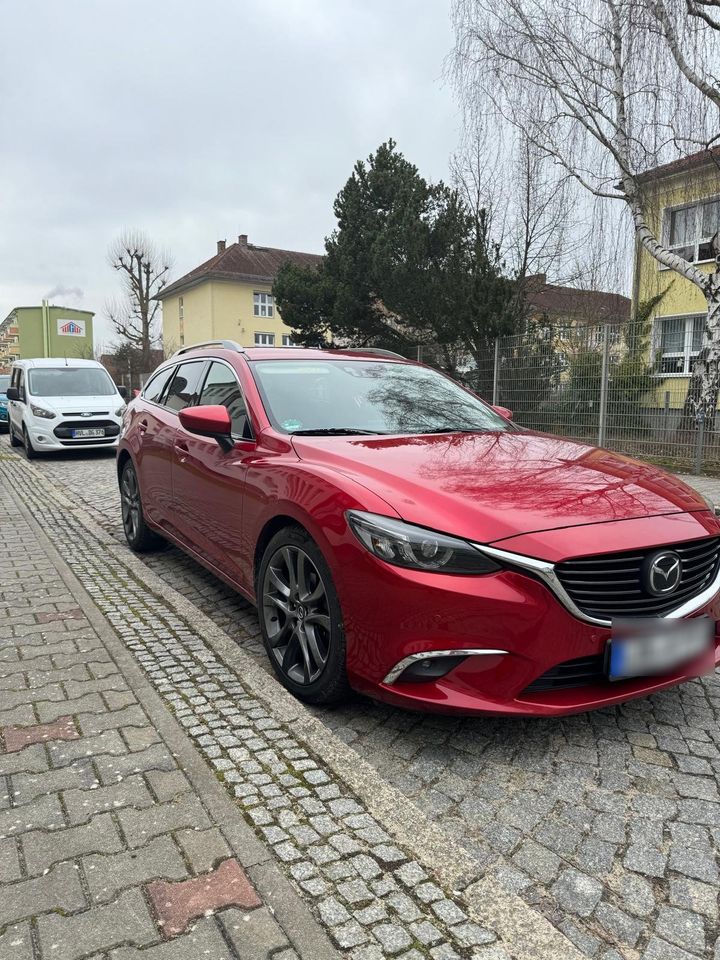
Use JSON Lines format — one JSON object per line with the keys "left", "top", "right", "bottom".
{"left": 6, "top": 387, "right": 19, "bottom": 401}
{"left": 117, "top": 385, "right": 128, "bottom": 400}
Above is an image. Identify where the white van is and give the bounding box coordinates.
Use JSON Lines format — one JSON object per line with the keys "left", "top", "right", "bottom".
{"left": 7, "top": 358, "right": 126, "bottom": 457}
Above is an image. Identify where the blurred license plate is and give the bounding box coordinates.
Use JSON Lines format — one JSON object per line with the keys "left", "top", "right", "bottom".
{"left": 608, "top": 618, "right": 714, "bottom": 681}
{"left": 71, "top": 428, "right": 104, "bottom": 438}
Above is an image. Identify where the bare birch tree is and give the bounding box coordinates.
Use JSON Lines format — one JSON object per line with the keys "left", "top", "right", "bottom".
{"left": 107, "top": 231, "right": 173, "bottom": 369}
{"left": 450, "top": 0, "right": 720, "bottom": 419}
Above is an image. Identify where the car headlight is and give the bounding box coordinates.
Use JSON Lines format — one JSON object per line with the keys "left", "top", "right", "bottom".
{"left": 30, "top": 404, "right": 55, "bottom": 419}
{"left": 699, "top": 492, "right": 720, "bottom": 516}
{"left": 346, "top": 511, "right": 501, "bottom": 574}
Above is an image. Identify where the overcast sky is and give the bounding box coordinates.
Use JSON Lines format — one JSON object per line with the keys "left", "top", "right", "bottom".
{"left": 0, "top": 0, "right": 459, "bottom": 349}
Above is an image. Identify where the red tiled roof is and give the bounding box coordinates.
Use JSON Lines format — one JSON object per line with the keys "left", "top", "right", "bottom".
{"left": 525, "top": 275, "right": 631, "bottom": 323}
{"left": 158, "top": 238, "right": 323, "bottom": 300}
{"left": 636, "top": 146, "right": 720, "bottom": 184}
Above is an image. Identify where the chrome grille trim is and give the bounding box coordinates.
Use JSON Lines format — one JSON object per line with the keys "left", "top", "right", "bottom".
{"left": 476, "top": 541, "right": 720, "bottom": 627}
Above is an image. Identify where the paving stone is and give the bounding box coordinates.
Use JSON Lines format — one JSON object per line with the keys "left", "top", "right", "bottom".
{"left": 144, "top": 769, "right": 191, "bottom": 803}
{"left": 0, "top": 860, "right": 85, "bottom": 928}
{"left": 79, "top": 705, "right": 147, "bottom": 736}
{"left": 644, "top": 937, "right": 700, "bottom": 960}
{"left": 511, "top": 839, "right": 561, "bottom": 883}
{"left": 12, "top": 758, "right": 97, "bottom": 805}
{"left": 594, "top": 902, "right": 644, "bottom": 947}
{"left": 219, "top": 906, "right": 291, "bottom": 958}
{"left": 0, "top": 836, "right": 22, "bottom": 882}
{"left": 656, "top": 905, "right": 706, "bottom": 954}
{"left": 174, "top": 826, "right": 231, "bottom": 874}
{"left": 85, "top": 834, "right": 188, "bottom": 903}
{"left": 0, "top": 743, "right": 48, "bottom": 777}
{"left": 0, "top": 922, "right": 34, "bottom": 960}
{"left": 373, "top": 923, "right": 413, "bottom": 955}
{"left": 334, "top": 920, "right": 369, "bottom": 948}
{"left": 551, "top": 868, "right": 604, "bottom": 918}
{"left": 36, "top": 692, "right": 107, "bottom": 723}
{"left": 0, "top": 791, "right": 64, "bottom": 836}
{"left": 110, "top": 917, "right": 231, "bottom": 959}
{"left": 146, "top": 858, "right": 261, "bottom": 937}
{"left": 117, "top": 793, "right": 211, "bottom": 847}
{"left": 669, "top": 877, "right": 719, "bottom": 920}
{"left": 94, "top": 743, "right": 176, "bottom": 784}
{"left": 63, "top": 775, "right": 154, "bottom": 825}
{"left": 22, "top": 811, "right": 124, "bottom": 875}
{"left": 319, "top": 896, "right": 351, "bottom": 926}
{"left": 48, "top": 729, "right": 127, "bottom": 767}
{"left": 37, "top": 887, "right": 157, "bottom": 960}
{"left": 669, "top": 823, "right": 719, "bottom": 883}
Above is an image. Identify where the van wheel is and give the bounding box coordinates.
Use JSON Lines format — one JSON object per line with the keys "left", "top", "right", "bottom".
{"left": 9, "top": 424, "right": 20, "bottom": 447}
{"left": 23, "top": 426, "right": 37, "bottom": 459}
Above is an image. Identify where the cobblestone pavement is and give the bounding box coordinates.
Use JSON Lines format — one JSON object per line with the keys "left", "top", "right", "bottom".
{"left": 4, "top": 436, "right": 720, "bottom": 959}
{"left": 0, "top": 446, "right": 521, "bottom": 960}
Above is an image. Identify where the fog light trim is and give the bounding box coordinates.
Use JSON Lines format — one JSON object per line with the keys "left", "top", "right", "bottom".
{"left": 383, "top": 648, "right": 508, "bottom": 685}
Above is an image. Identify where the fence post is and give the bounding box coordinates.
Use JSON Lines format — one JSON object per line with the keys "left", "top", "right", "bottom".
{"left": 694, "top": 411, "right": 706, "bottom": 475}
{"left": 492, "top": 339, "right": 500, "bottom": 405}
{"left": 664, "top": 391, "right": 671, "bottom": 439}
{"left": 597, "top": 324, "right": 611, "bottom": 448}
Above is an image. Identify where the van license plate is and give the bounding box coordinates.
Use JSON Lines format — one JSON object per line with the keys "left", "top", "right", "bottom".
{"left": 608, "top": 618, "right": 714, "bottom": 680}
{"left": 72, "top": 428, "right": 105, "bottom": 438}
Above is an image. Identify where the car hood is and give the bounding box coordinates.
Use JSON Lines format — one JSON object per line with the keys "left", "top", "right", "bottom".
{"left": 291, "top": 431, "right": 709, "bottom": 543}
{"left": 28, "top": 395, "right": 120, "bottom": 414}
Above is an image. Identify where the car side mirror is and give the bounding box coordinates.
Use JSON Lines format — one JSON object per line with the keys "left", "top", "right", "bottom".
{"left": 6, "top": 387, "right": 19, "bottom": 401}
{"left": 178, "top": 405, "right": 234, "bottom": 451}
{"left": 117, "top": 384, "right": 128, "bottom": 400}
{"left": 492, "top": 404, "right": 513, "bottom": 420}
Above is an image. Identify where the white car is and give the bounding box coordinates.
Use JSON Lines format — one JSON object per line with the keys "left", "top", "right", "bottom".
{"left": 6, "top": 358, "right": 126, "bottom": 457}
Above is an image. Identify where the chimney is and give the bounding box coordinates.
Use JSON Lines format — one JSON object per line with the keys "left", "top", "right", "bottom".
{"left": 217, "top": 240, "right": 226, "bottom": 254}
{"left": 238, "top": 234, "right": 248, "bottom": 246}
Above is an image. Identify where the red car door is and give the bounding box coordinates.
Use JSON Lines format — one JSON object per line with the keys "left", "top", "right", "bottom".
{"left": 170, "top": 359, "right": 256, "bottom": 589}
{"left": 131, "top": 364, "right": 179, "bottom": 527}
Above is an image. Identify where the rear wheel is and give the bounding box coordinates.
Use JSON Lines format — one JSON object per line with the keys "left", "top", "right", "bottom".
{"left": 258, "top": 527, "right": 350, "bottom": 706}
{"left": 120, "top": 460, "right": 163, "bottom": 552}
{"left": 23, "top": 425, "right": 37, "bottom": 459}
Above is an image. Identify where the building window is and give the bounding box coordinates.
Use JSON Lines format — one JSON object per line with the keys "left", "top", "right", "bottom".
{"left": 179, "top": 297, "right": 184, "bottom": 319}
{"left": 254, "top": 292, "right": 274, "bottom": 318}
{"left": 255, "top": 332, "right": 275, "bottom": 346}
{"left": 282, "top": 335, "right": 294, "bottom": 346}
{"left": 655, "top": 314, "right": 705, "bottom": 374}
{"left": 665, "top": 198, "right": 720, "bottom": 263}
{"left": 178, "top": 297, "right": 185, "bottom": 345}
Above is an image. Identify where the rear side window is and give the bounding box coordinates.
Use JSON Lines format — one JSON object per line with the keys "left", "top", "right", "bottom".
{"left": 164, "top": 361, "right": 207, "bottom": 413}
{"left": 143, "top": 366, "right": 175, "bottom": 405}
{"left": 199, "top": 361, "right": 253, "bottom": 439}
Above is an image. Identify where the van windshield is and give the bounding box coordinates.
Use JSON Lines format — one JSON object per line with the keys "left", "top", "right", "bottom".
{"left": 27, "top": 368, "right": 116, "bottom": 398}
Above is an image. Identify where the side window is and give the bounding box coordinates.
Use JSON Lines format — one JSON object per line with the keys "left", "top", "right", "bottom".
{"left": 14, "top": 369, "right": 25, "bottom": 401}
{"left": 199, "top": 362, "right": 253, "bottom": 439}
{"left": 143, "top": 366, "right": 175, "bottom": 405}
{"left": 164, "top": 361, "right": 207, "bottom": 413}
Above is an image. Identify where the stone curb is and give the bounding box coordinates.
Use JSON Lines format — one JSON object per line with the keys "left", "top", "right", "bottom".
{"left": 6, "top": 452, "right": 584, "bottom": 960}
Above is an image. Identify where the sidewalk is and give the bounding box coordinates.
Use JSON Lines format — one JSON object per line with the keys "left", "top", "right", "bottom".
{"left": 0, "top": 468, "right": 336, "bottom": 960}
{"left": 0, "top": 448, "right": 586, "bottom": 960}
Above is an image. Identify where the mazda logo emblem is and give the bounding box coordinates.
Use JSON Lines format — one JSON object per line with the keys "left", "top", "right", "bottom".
{"left": 644, "top": 550, "right": 682, "bottom": 596}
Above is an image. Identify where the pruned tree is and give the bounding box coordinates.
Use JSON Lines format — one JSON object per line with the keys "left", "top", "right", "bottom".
{"left": 107, "top": 231, "right": 173, "bottom": 368}
{"left": 450, "top": 0, "right": 720, "bottom": 420}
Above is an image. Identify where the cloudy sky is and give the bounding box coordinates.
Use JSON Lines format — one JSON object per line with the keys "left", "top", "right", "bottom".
{"left": 1, "top": 0, "right": 459, "bottom": 349}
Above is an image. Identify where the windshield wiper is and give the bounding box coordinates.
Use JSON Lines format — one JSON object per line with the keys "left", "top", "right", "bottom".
{"left": 289, "top": 427, "right": 387, "bottom": 436}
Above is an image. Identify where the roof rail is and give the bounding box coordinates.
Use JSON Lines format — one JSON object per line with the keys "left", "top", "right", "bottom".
{"left": 340, "top": 347, "right": 406, "bottom": 360}
{"left": 171, "top": 339, "right": 245, "bottom": 359}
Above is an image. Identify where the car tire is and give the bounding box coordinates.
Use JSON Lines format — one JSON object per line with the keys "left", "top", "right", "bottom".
{"left": 23, "top": 425, "right": 37, "bottom": 459}
{"left": 9, "top": 424, "right": 20, "bottom": 447}
{"left": 119, "top": 459, "right": 164, "bottom": 553}
{"left": 258, "top": 526, "right": 350, "bottom": 706}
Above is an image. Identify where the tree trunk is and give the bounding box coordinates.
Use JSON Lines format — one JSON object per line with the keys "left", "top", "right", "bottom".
{"left": 680, "top": 286, "right": 720, "bottom": 433}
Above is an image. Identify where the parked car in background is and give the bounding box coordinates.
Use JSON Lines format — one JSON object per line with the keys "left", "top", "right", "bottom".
{"left": 0, "top": 374, "right": 10, "bottom": 431}
{"left": 117, "top": 341, "right": 720, "bottom": 717}
{"left": 6, "top": 358, "right": 126, "bottom": 457}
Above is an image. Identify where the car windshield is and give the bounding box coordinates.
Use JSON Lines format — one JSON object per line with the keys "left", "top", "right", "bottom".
{"left": 251, "top": 359, "right": 513, "bottom": 436}
{"left": 27, "top": 367, "right": 116, "bottom": 398}
{"left": 0, "top": 376, "right": 9, "bottom": 394}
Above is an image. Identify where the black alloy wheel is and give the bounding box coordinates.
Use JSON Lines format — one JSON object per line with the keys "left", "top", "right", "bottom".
{"left": 258, "top": 527, "right": 349, "bottom": 705}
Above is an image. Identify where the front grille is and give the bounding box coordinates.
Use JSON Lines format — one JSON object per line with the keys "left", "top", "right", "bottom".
{"left": 63, "top": 411, "right": 109, "bottom": 416}
{"left": 53, "top": 419, "right": 120, "bottom": 440}
{"left": 555, "top": 537, "right": 720, "bottom": 620}
{"left": 524, "top": 655, "right": 605, "bottom": 692}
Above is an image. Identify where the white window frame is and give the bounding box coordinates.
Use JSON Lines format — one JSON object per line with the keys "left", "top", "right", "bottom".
{"left": 253, "top": 292, "right": 274, "bottom": 318}
{"left": 281, "top": 335, "right": 294, "bottom": 347}
{"left": 653, "top": 313, "right": 706, "bottom": 376}
{"left": 661, "top": 196, "right": 720, "bottom": 267}
{"left": 254, "top": 332, "right": 275, "bottom": 346}
{"left": 179, "top": 297, "right": 184, "bottom": 319}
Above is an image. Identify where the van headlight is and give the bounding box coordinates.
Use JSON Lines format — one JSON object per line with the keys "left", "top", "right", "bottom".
{"left": 115, "top": 404, "right": 126, "bottom": 417}
{"left": 30, "top": 404, "right": 55, "bottom": 419}
{"left": 346, "top": 511, "right": 501, "bottom": 574}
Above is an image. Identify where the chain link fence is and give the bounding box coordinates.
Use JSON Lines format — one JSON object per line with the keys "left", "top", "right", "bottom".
{"left": 411, "top": 323, "right": 716, "bottom": 475}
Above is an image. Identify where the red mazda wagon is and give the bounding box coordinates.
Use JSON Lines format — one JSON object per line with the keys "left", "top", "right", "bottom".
{"left": 117, "top": 341, "right": 720, "bottom": 716}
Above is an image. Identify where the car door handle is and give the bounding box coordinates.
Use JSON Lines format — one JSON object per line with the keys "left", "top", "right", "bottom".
{"left": 174, "top": 439, "right": 189, "bottom": 463}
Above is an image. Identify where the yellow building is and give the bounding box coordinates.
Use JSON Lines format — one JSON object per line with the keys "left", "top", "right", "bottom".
{"left": 633, "top": 148, "right": 720, "bottom": 408}
{"left": 159, "top": 234, "right": 323, "bottom": 352}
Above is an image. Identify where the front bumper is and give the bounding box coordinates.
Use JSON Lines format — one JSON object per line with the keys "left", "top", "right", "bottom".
{"left": 25, "top": 418, "right": 120, "bottom": 452}
{"left": 337, "top": 513, "right": 720, "bottom": 716}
